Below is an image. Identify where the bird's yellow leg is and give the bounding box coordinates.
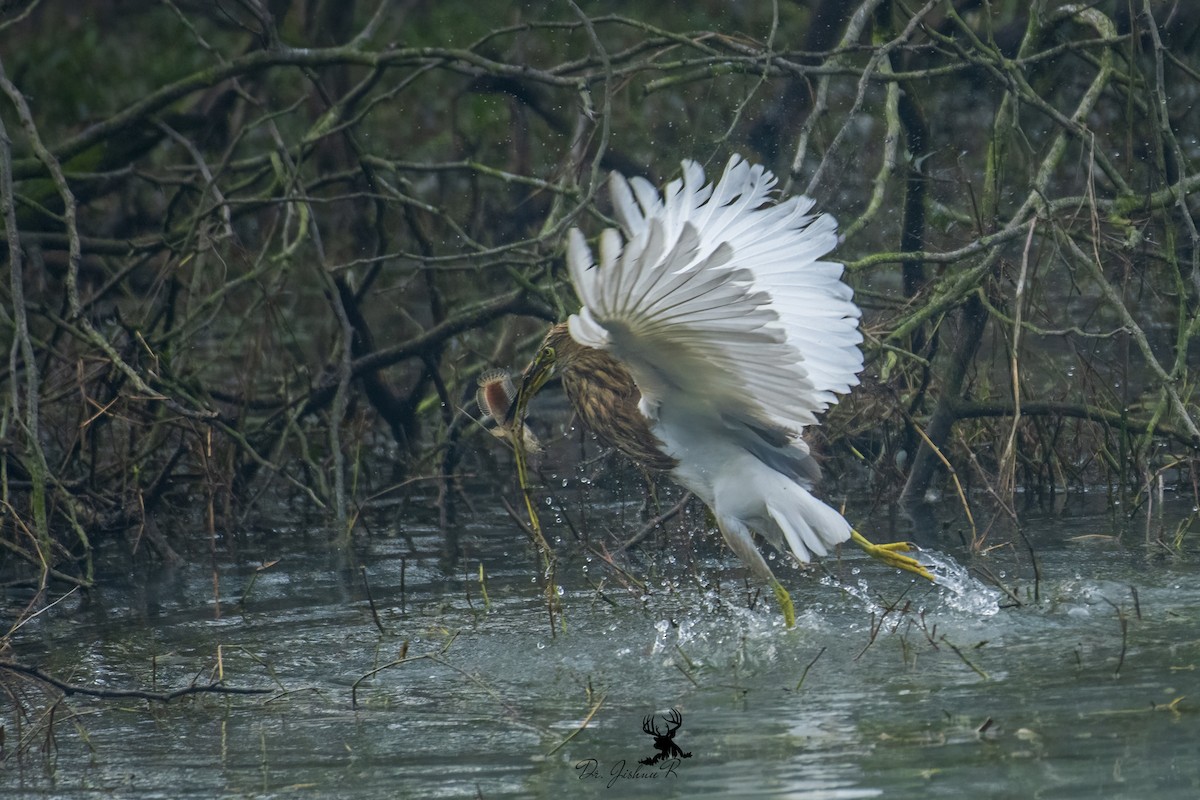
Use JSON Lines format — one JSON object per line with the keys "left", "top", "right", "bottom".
{"left": 850, "top": 530, "right": 935, "bottom": 582}
{"left": 770, "top": 579, "right": 796, "bottom": 628}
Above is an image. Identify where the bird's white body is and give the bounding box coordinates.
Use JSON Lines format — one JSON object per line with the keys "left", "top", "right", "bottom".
{"left": 565, "top": 156, "right": 863, "bottom": 581}
{"left": 652, "top": 405, "right": 853, "bottom": 580}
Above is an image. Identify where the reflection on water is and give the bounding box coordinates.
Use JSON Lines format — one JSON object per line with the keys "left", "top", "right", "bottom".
{"left": 4, "top": 496, "right": 1200, "bottom": 799}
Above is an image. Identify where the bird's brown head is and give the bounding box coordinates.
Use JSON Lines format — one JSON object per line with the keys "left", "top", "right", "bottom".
{"left": 511, "top": 323, "right": 582, "bottom": 421}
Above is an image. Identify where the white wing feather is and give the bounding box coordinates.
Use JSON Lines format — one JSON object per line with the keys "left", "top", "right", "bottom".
{"left": 566, "top": 156, "right": 862, "bottom": 436}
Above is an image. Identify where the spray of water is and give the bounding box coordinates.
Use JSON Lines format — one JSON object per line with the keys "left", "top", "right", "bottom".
{"left": 915, "top": 546, "right": 1002, "bottom": 616}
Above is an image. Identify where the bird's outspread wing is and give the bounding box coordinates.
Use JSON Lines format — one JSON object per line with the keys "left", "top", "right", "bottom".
{"left": 566, "top": 156, "right": 862, "bottom": 436}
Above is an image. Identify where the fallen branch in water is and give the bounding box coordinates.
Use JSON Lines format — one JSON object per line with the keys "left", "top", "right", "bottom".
{"left": 0, "top": 660, "right": 274, "bottom": 702}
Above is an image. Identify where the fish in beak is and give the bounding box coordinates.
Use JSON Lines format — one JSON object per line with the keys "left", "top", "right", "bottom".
{"left": 477, "top": 369, "right": 541, "bottom": 453}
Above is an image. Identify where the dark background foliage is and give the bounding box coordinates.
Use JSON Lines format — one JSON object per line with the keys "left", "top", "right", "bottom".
{"left": 1, "top": 0, "right": 1198, "bottom": 595}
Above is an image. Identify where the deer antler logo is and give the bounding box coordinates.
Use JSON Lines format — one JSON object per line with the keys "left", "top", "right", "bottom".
{"left": 639, "top": 708, "right": 693, "bottom": 765}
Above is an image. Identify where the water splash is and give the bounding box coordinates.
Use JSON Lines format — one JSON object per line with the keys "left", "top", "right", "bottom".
{"left": 818, "top": 573, "right": 878, "bottom": 614}
{"left": 815, "top": 547, "right": 1002, "bottom": 617}
{"left": 645, "top": 590, "right": 796, "bottom": 656}
{"left": 916, "top": 546, "right": 1002, "bottom": 616}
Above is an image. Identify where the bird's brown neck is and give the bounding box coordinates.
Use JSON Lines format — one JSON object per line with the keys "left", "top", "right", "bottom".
{"left": 547, "top": 324, "right": 678, "bottom": 472}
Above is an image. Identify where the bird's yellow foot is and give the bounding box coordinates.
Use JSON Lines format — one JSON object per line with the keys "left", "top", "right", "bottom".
{"left": 850, "top": 530, "right": 935, "bottom": 582}
{"left": 770, "top": 579, "right": 796, "bottom": 628}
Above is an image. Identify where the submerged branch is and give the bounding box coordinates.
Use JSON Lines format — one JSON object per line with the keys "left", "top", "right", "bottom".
{"left": 0, "top": 660, "right": 273, "bottom": 702}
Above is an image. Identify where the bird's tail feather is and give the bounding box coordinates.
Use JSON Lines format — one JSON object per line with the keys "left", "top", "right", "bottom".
{"left": 714, "top": 459, "right": 853, "bottom": 569}
{"left": 765, "top": 482, "right": 852, "bottom": 563}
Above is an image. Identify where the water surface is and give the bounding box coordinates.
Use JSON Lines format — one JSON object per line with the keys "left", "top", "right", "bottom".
{"left": 4, "top": 496, "right": 1199, "bottom": 799}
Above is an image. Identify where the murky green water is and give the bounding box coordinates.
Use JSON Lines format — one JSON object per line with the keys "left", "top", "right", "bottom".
{"left": 5, "top": 495, "right": 1200, "bottom": 799}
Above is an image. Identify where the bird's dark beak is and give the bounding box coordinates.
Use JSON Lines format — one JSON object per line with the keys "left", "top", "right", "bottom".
{"left": 507, "top": 349, "right": 555, "bottom": 425}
